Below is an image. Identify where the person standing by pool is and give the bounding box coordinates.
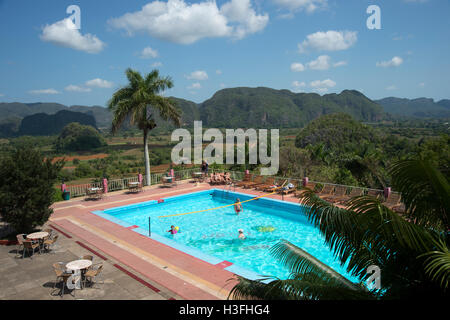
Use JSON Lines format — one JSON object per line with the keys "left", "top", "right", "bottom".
{"left": 201, "top": 160, "right": 209, "bottom": 177}
{"left": 234, "top": 198, "right": 243, "bottom": 215}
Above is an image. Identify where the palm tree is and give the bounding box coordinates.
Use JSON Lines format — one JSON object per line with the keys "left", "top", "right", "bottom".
{"left": 228, "top": 159, "right": 449, "bottom": 300}
{"left": 108, "top": 69, "right": 181, "bottom": 185}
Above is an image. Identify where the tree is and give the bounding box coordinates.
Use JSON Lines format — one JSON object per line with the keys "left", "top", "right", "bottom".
{"left": 55, "top": 122, "right": 106, "bottom": 152}
{"left": 108, "top": 69, "right": 181, "bottom": 185}
{"left": 229, "top": 159, "right": 449, "bottom": 300}
{"left": 0, "top": 148, "right": 64, "bottom": 233}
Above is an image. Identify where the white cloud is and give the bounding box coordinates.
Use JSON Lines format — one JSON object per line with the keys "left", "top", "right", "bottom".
{"left": 273, "top": 0, "right": 327, "bottom": 13}
{"left": 151, "top": 62, "right": 163, "bottom": 67}
{"left": 290, "top": 62, "right": 305, "bottom": 72}
{"left": 310, "top": 79, "right": 336, "bottom": 88}
{"left": 313, "top": 87, "right": 329, "bottom": 94}
{"left": 64, "top": 85, "right": 92, "bottom": 92}
{"left": 140, "top": 46, "right": 159, "bottom": 59}
{"left": 108, "top": 0, "right": 268, "bottom": 45}
{"left": 291, "top": 81, "right": 306, "bottom": 92}
{"left": 40, "top": 18, "right": 105, "bottom": 54}
{"left": 386, "top": 85, "right": 397, "bottom": 91}
{"left": 376, "top": 56, "right": 403, "bottom": 68}
{"left": 333, "top": 61, "right": 347, "bottom": 67}
{"left": 220, "top": 0, "right": 269, "bottom": 40}
{"left": 187, "top": 82, "right": 202, "bottom": 90}
{"left": 306, "top": 55, "right": 331, "bottom": 70}
{"left": 298, "top": 30, "right": 357, "bottom": 53}
{"left": 85, "top": 78, "right": 114, "bottom": 88}
{"left": 28, "top": 89, "right": 60, "bottom": 95}
{"left": 186, "top": 70, "right": 209, "bottom": 80}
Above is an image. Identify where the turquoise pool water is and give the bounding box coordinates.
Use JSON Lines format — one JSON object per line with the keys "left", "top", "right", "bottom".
{"left": 96, "top": 189, "right": 359, "bottom": 283}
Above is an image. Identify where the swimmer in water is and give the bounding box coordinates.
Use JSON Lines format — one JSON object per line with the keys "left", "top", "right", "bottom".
{"left": 234, "top": 198, "right": 243, "bottom": 215}
{"left": 167, "top": 225, "right": 178, "bottom": 235}
{"left": 238, "top": 229, "right": 246, "bottom": 240}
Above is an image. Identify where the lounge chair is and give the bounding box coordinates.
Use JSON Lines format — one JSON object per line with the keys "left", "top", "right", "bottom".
{"left": 235, "top": 173, "right": 252, "bottom": 187}
{"left": 317, "top": 184, "right": 335, "bottom": 200}
{"left": 322, "top": 185, "right": 347, "bottom": 203}
{"left": 43, "top": 234, "right": 59, "bottom": 253}
{"left": 278, "top": 181, "right": 298, "bottom": 195}
{"left": 22, "top": 240, "right": 41, "bottom": 258}
{"left": 254, "top": 177, "right": 276, "bottom": 191}
{"left": 262, "top": 179, "right": 288, "bottom": 192}
{"left": 337, "top": 187, "right": 364, "bottom": 205}
{"left": 382, "top": 192, "right": 402, "bottom": 210}
{"left": 294, "top": 182, "right": 317, "bottom": 198}
{"left": 242, "top": 175, "right": 265, "bottom": 189}
{"left": 367, "top": 189, "right": 383, "bottom": 199}
{"left": 83, "top": 263, "right": 104, "bottom": 289}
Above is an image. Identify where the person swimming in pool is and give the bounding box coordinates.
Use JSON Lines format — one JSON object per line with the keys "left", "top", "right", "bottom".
{"left": 238, "top": 229, "right": 246, "bottom": 240}
{"left": 167, "top": 225, "right": 179, "bottom": 235}
{"left": 234, "top": 198, "right": 243, "bottom": 215}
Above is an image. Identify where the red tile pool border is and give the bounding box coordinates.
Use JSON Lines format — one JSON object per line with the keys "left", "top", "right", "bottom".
{"left": 75, "top": 240, "right": 109, "bottom": 261}
{"left": 49, "top": 223, "right": 72, "bottom": 238}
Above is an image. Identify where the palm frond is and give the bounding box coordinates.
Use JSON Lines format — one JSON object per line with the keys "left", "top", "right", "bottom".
{"left": 418, "top": 238, "right": 450, "bottom": 289}
{"left": 389, "top": 159, "right": 450, "bottom": 230}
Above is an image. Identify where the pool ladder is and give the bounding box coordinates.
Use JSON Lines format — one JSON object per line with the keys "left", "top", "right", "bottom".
{"left": 222, "top": 181, "right": 235, "bottom": 198}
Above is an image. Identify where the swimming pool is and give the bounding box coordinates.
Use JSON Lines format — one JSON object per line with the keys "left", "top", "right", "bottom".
{"left": 94, "top": 189, "right": 359, "bottom": 284}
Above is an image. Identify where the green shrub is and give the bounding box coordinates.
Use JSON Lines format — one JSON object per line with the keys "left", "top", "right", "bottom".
{"left": 0, "top": 148, "right": 64, "bottom": 233}
{"left": 53, "top": 188, "right": 64, "bottom": 202}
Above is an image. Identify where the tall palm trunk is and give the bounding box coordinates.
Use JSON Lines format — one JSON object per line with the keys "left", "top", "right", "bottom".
{"left": 143, "top": 129, "right": 151, "bottom": 186}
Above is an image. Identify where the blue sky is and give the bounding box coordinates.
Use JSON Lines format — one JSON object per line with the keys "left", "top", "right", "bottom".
{"left": 0, "top": 0, "right": 449, "bottom": 106}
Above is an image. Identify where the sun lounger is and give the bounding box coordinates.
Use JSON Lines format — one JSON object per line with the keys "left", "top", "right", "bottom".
{"left": 294, "top": 182, "right": 316, "bottom": 198}
{"left": 235, "top": 173, "right": 253, "bottom": 187}
{"left": 317, "top": 184, "right": 335, "bottom": 200}
{"left": 382, "top": 192, "right": 402, "bottom": 210}
{"left": 278, "top": 180, "right": 298, "bottom": 195}
{"left": 367, "top": 189, "right": 383, "bottom": 199}
{"left": 322, "top": 185, "right": 347, "bottom": 203}
{"left": 336, "top": 187, "right": 364, "bottom": 205}
{"left": 254, "top": 177, "right": 276, "bottom": 191}
{"left": 242, "top": 175, "right": 265, "bottom": 189}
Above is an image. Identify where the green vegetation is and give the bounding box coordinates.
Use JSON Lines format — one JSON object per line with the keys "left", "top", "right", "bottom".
{"left": 108, "top": 68, "right": 181, "bottom": 185}
{"left": 229, "top": 159, "right": 450, "bottom": 300}
{"left": 0, "top": 148, "right": 64, "bottom": 233}
{"left": 55, "top": 122, "right": 106, "bottom": 152}
{"left": 199, "top": 88, "right": 384, "bottom": 128}
{"left": 18, "top": 110, "right": 98, "bottom": 136}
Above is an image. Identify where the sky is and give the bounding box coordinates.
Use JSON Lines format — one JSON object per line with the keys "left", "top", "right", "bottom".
{"left": 0, "top": 0, "right": 449, "bottom": 106}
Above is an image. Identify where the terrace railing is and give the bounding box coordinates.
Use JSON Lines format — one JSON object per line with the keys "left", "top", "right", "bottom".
{"left": 66, "top": 167, "right": 201, "bottom": 198}
{"left": 65, "top": 167, "right": 396, "bottom": 201}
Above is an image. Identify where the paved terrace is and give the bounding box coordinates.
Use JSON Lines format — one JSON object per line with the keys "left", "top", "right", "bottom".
{"left": 1, "top": 180, "right": 303, "bottom": 300}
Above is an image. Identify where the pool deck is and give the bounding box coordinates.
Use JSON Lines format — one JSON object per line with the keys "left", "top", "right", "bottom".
{"left": 50, "top": 181, "right": 303, "bottom": 300}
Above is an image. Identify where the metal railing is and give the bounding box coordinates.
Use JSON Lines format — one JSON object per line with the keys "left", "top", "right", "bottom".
{"left": 66, "top": 167, "right": 201, "bottom": 198}
{"left": 65, "top": 167, "right": 393, "bottom": 200}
